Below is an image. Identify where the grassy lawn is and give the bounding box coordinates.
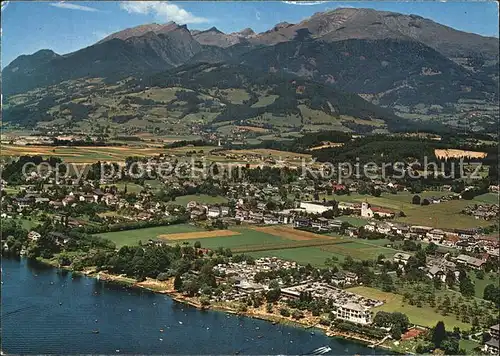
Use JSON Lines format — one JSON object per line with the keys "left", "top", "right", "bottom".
{"left": 469, "top": 271, "right": 499, "bottom": 299}
{"left": 13, "top": 218, "right": 41, "bottom": 230}
{"left": 95, "top": 224, "right": 203, "bottom": 248}
{"left": 166, "top": 194, "right": 228, "bottom": 206}
{"left": 318, "top": 240, "right": 400, "bottom": 260}
{"left": 472, "top": 193, "right": 498, "bottom": 204}
{"left": 384, "top": 338, "right": 421, "bottom": 354}
{"left": 104, "top": 182, "right": 143, "bottom": 194}
{"left": 459, "top": 339, "right": 481, "bottom": 354}
{"left": 2, "top": 186, "right": 21, "bottom": 195}
{"left": 324, "top": 192, "right": 490, "bottom": 229}
{"left": 251, "top": 94, "right": 279, "bottom": 108}
{"left": 347, "top": 286, "right": 471, "bottom": 330}
{"left": 144, "top": 180, "right": 165, "bottom": 191}
{"left": 335, "top": 216, "right": 368, "bottom": 227}
{"left": 248, "top": 246, "right": 334, "bottom": 267}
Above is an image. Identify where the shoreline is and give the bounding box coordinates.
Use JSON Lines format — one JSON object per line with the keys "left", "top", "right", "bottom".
{"left": 39, "top": 258, "right": 396, "bottom": 353}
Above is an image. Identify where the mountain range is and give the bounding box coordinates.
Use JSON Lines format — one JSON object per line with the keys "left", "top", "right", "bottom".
{"left": 2, "top": 8, "right": 498, "bottom": 133}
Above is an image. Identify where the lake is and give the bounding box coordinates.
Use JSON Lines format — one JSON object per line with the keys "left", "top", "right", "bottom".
{"left": 1, "top": 258, "right": 387, "bottom": 355}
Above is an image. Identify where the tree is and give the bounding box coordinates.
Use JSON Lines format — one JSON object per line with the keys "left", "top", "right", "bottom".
{"left": 459, "top": 277, "right": 475, "bottom": 298}
{"left": 416, "top": 343, "right": 433, "bottom": 354}
{"left": 483, "top": 284, "right": 500, "bottom": 304}
{"left": 446, "top": 270, "right": 456, "bottom": 288}
{"left": 425, "top": 242, "right": 438, "bottom": 255}
{"left": 157, "top": 272, "right": 169, "bottom": 281}
{"left": 266, "top": 279, "right": 281, "bottom": 303}
{"left": 412, "top": 195, "right": 421, "bottom": 205}
{"left": 374, "top": 311, "right": 392, "bottom": 327}
{"left": 266, "top": 288, "right": 281, "bottom": 303}
{"left": 194, "top": 241, "right": 201, "bottom": 249}
{"left": 472, "top": 316, "right": 480, "bottom": 331}
{"left": 183, "top": 279, "right": 200, "bottom": 297}
{"left": 475, "top": 269, "right": 484, "bottom": 280}
{"left": 200, "top": 296, "right": 210, "bottom": 308}
{"left": 421, "top": 198, "right": 430, "bottom": 206}
{"left": 415, "top": 249, "right": 427, "bottom": 266}
{"left": 174, "top": 274, "right": 183, "bottom": 291}
{"left": 391, "top": 312, "right": 410, "bottom": 331}
{"left": 441, "top": 339, "right": 459, "bottom": 355}
{"left": 391, "top": 325, "right": 402, "bottom": 340}
{"left": 482, "top": 332, "right": 492, "bottom": 344}
{"left": 292, "top": 309, "right": 304, "bottom": 320}
{"left": 432, "top": 321, "right": 446, "bottom": 348}
{"left": 279, "top": 307, "right": 290, "bottom": 317}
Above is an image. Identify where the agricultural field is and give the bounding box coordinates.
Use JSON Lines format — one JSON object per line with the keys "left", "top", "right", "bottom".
{"left": 168, "top": 146, "right": 217, "bottom": 155}
{"left": 162, "top": 226, "right": 353, "bottom": 264}
{"left": 220, "top": 148, "right": 311, "bottom": 160}
{"left": 128, "top": 87, "right": 183, "bottom": 103}
{"left": 158, "top": 229, "right": 240, "bottom": 240}
{"left": 165, "top": 194, "right": 228, "bottom": 206}
{"left": 249, "top": 113, "right": 302, "bottom": 129}
{"left": 251, "top": 94, "right": 279, "bottom": 108}
{"left": 434, "top": 149, "right": 487, "bottom": 160}
{"left": 216, "top": 88, "right": 251, "bottom": 104}
{"left": 299, "top": 105, "right": 340, "bottom": 125}
{"left": 95, "top": 224, "right": 203, "bottom": 248}
{"left": 248, "top": 246, "right": 335, "bottom": 267}
{"left": 318, "top": 240, "right": 400, "bottom": 261}
{"left": 335, "top": 216, "right": 368, "bottom": 227}
{"left": 105, "top": 182, "right": 144, "bottom": 194}
{"left": 347, "top": 286, "right": 471, "bottom": 330}
{"left": 173, "top": 228, "right": 291, "bottom": 251}
{"left": 0, "top": 145, "right": 168, "bottom": 163}
{"left": 325, "top": 192, "right": 491, "bottom": 229}
{"left": 251, "top": 226, "right": 341, "bottom": 241}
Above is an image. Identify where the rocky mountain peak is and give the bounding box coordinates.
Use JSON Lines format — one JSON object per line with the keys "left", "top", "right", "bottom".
{"left": 236, "top": 28, "right": 255, "bottom": 37}
{"left": 97, "top": 22, "right": 186, "bottom": 44}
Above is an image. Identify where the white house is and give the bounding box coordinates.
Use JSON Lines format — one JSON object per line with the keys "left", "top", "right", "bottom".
{"left": 28, "top": 231, "right": 41, "bottom": 242}
{"left": 299, "top": 202, "right": 333, "bottom": 214}
{"left": 207, "top": 207, "right": 221, "bottom": 218}
{"left": 264, "top": 215, "right": 279, "bottom": 224}
{"left": 361, "top": 202, "right": 395, "bottom": 218}
{"left": 426, "top": 229, "right": 446, "bottom": 243}
{"left": 334, "top": 302, "right": 372, "bottom": 325}
{"left": 393, "top": 252, "right": 412, "bottom": 265}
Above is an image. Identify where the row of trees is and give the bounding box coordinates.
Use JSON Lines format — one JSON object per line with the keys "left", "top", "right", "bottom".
{"left": 373, "top": 311, "right": 410, "bottom": 339}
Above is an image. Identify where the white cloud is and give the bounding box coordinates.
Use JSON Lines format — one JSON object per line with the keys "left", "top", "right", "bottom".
{"left": 119, "top": 1, "right": 209, "bottom": 24}
{"left": 50, "top": 2, "right": 100, "bottom": 12}
{"left": 283, "top": 1, "right": 329, "bottom": 6}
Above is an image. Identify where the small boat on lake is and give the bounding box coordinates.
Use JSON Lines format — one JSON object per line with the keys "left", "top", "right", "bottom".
{"left": 91, "top": 330, "right": 99, "bottom": 334}
{"left": 306, "top": 346, "right": 332, "bottom": 355}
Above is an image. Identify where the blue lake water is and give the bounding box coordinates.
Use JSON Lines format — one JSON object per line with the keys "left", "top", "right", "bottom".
{"left": 1, "top": 258, "right": 389, "bottom": 355}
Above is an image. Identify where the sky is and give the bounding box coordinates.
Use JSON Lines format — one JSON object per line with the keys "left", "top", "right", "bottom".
{"left": 1, "top": 1, "right": 499, "bottom": 68}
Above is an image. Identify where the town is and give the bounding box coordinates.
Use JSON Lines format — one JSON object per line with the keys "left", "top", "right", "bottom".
{"left": 1, "top": 146, "right": 498, "bottom": 355}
